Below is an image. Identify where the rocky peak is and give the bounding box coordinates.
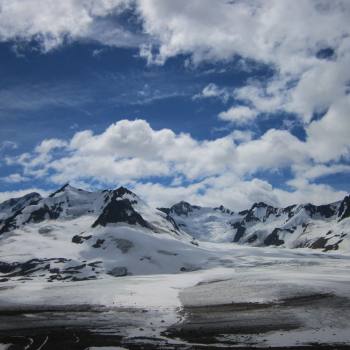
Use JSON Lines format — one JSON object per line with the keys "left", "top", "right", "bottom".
{"left": 0, "top": 192, "right": 42, "bottom": 226}
{"left": 301, "top": 202, "right": 337, "bottom": 219}
{"left": 113, "top": 186, "right": 135, "bottom": 198}
{"left": 242, "top": 202, "right": 277, "bottom": 224}
{"left": 251, "top": 202, "right": 269, "bottom": 210}
{"left": 338, "top": 195, "right": 350, "bottom": 221}
{"left": 48, "top": 183, "right": 71, "bottom": 198}
{"left": 169, "top": 201, "right": 200, "bottom": 216}
{"left": 0, "top": 192, "right": 41, "bottom": 210}
{"left": 214, "top": 205, "right": 234, "bottom": 215}
{"left": 92, "top": 195, "right": 150, "bottom": 229}
{"left": 48, "top": 183, "right": 90, "bottom": 198}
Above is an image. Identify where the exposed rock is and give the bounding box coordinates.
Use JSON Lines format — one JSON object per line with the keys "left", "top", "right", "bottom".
{"left": 247, "top": 234, "right": 258, "bottom": 243}
{"left": 25, "top": 204, "right": 62, "bottom": 224}
{"left": 49, "top": 183, "right": 70, "bottom": 198}
{"left": 309, "top": 237, "right": 340, "bottom": 251}
{"left": 214, "top": 205, "right": 234, "bottom": 215}
{"left": 158, "top": 207, "right": 170, "bottom": 215}
{"left": 0, "top": 192, "right": 41, "bottom": 215}
{"left": 338, "top": 195, "right": 350, "bottom": 221}
{"left": 264, "top": 229, "right": 285, "bottom": 246}
{"left": 303, "top": 203, "right": 336, "bottom": 219}
{"left": 232, "top": 222, "right": 246, "bottom": 242}
{"left": 92, "top": 195, "right": 151, "bottom": 228}
{"left": 169, "top": 201, "right": 200, "bottom": 216}
{"left": 113, "top": 238, "right": 134, "bottom": 253}
{"left": 108, "top": 266, "right": 128, "bottom": 277}
{"left": 72, "top": 234, "right": 92, "bottom": 244}
{"left": 38, "top": 226, "right": 54, "bottom": 234}
{"left": 310, "top": 237, "right": 328, "bottom": 249}
{"left": 157, "top": 249, "right": 178, "bottom": 256}
{"left": 92, "top": 239, "right": 105, "bottom": 248}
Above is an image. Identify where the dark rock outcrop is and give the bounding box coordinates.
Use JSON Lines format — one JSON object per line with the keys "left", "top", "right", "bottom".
{"left": 338, "top": 195, "right": 350, "bottom": 221}
{"left": 232, "top": 222, "right": 246, "bottom": 242}
{"left": 92, "top": 195, "right": 151, "bottom": 228}
{"left": 168, "top": 201, "right": 200, "bottom": 216}
{"left": 264, "top": 228, "right": 285, "bottom": 246}
{"left": 72, "top": 234, "right": 92, "bottom": 244}
{"left": 49, "top": 183, "right": 70, "bottom": 198}
{"left": 25, "top": 204, "right": 62, "bottom": 224}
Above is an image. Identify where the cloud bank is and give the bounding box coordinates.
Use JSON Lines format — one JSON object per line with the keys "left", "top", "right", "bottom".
{"left": 5, "top": 119, "right": 347, "bottom": 209}
{"left": 1, "top": 0, "right": 349, "bottom": 208}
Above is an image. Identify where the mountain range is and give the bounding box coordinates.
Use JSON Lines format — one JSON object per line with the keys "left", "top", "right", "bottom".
{"left": 0, "top": 184, "right": 349, "bottom": 283}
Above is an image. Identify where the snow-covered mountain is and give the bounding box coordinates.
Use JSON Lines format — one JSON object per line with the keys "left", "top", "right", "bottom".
{"left": 229, "top": 199, "right": 350, "bottom": 251}
{"left": 0, "top": 192, "right": 42, "bottom": 222}
{"left": 0, "top": 185, "right": 202, "bottom": 283}
{"left": 158, "top": 201, "right": 236, "bottom": 242}
{"left": 162, "top": 197, "right": 350, "bottom": 251}
{"left": 0, "top": 185, "right": 349, "bottom": 283}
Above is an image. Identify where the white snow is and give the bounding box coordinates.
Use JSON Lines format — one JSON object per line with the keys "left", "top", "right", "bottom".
{"left": 1, "top": 186, "right": 350, "bottom": 346}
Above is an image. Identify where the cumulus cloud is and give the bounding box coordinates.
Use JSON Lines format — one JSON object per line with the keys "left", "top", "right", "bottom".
{"left": 193, "top": 83, "right": 230, "bottom": 102}
{"left": 7, "top": 119, "right": 349, "bottom": 209}
{"left": 133, "top": 174, "right": 346, "bottom": 210}
{"left": 0, "top": 188, "right": 51, "bottom": 203}
{"left": 218, "top": 106, "right": 257, "bottom": 125}
{"left": 1, "top": 173, "right": 29, "bottom": 183}
{"left": 139, "top": 0, "right": 350, "bottom": 163}
{"left": 1, "top": 1, "right": 349, "bottom": 208}
{"left": 0, "top": 140, "right": 18, "bottom": 151}
{"left": 2, "top": 1, "right": 350, "bottom": 141}
{"left": 11, "top": 119, "right": 237, "bottom": 184}
{"left": 0, "top": 0, "right": 140, "bottom": 51}
{"left": 306, "top": 96, "right": 350, "bottom": 162}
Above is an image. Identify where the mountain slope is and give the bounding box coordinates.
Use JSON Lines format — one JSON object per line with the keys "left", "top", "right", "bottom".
{"left": 0, "top": 185, "right": 349, "bottom": 284}
{"left": 162, "top": 198, "right": 350, "bottom": 251}
{"left": 0, "top": 185, "right": 200, "bottom": 283}
{"left": 0, "top": 192, "right": 42, "bottom": 222}
{"left": 159, "top": 201, "right": 237, "bottom": 242}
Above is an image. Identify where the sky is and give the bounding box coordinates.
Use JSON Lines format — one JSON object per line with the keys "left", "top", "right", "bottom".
{"left": 0, "top": 0, "right": 349, "bottom": 209}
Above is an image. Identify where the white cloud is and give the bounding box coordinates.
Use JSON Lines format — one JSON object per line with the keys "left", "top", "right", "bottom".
{"left": 35, "top": 138, "right": 68, "bottom": 154}
{"left": 306, "top": 96, "right": 350, "bottom": 162}
{"left": 274, "top": 181, "right": 347, "bottom": 208}
{"left": 133, "top": 173, "right": 346, "bottom": 210}
{"left": 235, "top": 129, "right": 308, "bottom": 175}
{"left": 0, "top": 140, "right": 18, "bottom": 151}
{"left": 0, "top": 0, "right": 138, "bottom": 51}
{"left": 1, "top": 173, "right": 29, "bottom": 183}
{"left": 0, "top": 188, "right": 50, "bottom": 203}
{"left": 292, "top": 163, "right": 350, "bottom": 182}
{"left": 136, "top": 1, "right": 350, "bottom": 68}
{"left": 1, "top": 1, "right": 349, "bottom": 208}
{"left": 12, "top": 119, "right": 238, "bottom": 183}
{"left": 193, "top": 83, "right": 230, "bottom": 102}
{"left": 218, "top": 106, "right": 257, "bottom": 125}
{"left": 233, "top": 80, "right": 287, "bottom": 115}
{"left": 136, "top": 0, "right": 350, "bottom": 166}
{"left": 1, "top": 1, "right": 349, "bottom": 162}
{"left": 7, "top": 119, "right": 349, "bottom": 209}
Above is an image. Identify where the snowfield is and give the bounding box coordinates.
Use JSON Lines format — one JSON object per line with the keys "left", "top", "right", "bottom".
{"left": 0, "top": 185, "right": 350, "bottom": 348}
{"left": 1, "top": 245, "right": 350, "bottom": 347}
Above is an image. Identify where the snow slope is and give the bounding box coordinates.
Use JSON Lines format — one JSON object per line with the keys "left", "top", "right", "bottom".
{"left": 0, "top": 185, "right": 201, "bottom": 283}
{"left": 1, "top": 186, "right": 350, "bottom": 348}
{"left": 162, "top": 197, "right": 350, "bottom": 251}
{"left": 159, "top": 202, "right": 237, "bottom": 242}
{"left": 0, "top": 184, "right": 349, "bottom": 284}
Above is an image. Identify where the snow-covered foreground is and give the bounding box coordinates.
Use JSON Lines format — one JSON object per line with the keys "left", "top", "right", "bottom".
{"left": 1, "top": 243, "right": 350, "bottom": 348}
{"left": 1, "top": 186, "right": 350, "bottom": 348}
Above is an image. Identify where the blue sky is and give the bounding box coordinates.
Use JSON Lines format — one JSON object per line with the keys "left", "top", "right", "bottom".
{"left": 0, "top": 0, "right": 349, "bottom": 209}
